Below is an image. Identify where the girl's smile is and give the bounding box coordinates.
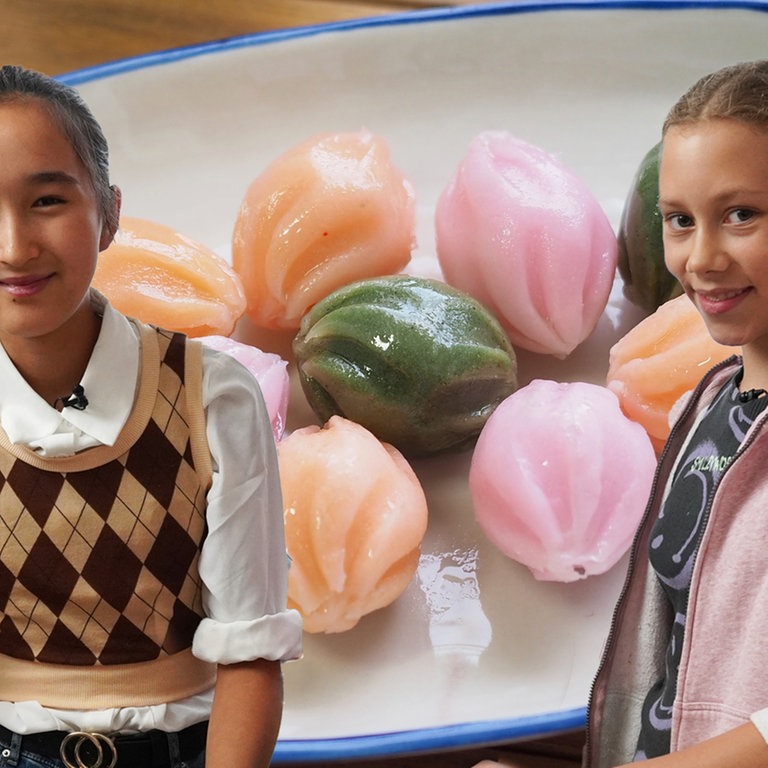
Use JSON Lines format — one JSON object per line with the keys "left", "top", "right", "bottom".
{"left": 0, "top": 272, "right": 54, "bottom": 297}
{"left": 695, "top": 286, "right": 752, "bottom": 315}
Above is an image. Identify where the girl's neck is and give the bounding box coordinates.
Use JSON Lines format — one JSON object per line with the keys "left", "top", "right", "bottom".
{"left": 3, "top": 308, "right": 102, "bottom": 408}
{"left": 738, "top": 344, "right": 768, "bottom": 395}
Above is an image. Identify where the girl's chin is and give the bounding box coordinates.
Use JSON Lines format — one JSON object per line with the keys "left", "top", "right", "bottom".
{"left": 700, "top": 322, "right": 747, "bottom": 351}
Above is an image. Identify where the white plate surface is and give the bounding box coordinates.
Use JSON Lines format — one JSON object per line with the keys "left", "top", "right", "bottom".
{"left": 63, "top": 1, "right": 768, "bottom": 760}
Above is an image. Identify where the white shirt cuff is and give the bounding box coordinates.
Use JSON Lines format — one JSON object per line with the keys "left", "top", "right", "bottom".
{"left": 192, "top": 612, "right": 303, "bottom": 665}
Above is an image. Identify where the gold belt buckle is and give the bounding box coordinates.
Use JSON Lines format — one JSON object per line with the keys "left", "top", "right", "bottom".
{"left": 59, "top": 732, "right": 117, "bottom": 768}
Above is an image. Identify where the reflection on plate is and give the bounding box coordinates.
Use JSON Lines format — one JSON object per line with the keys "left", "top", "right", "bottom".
{"left": 63, "top": 1, "right": 768, "bottom": 761}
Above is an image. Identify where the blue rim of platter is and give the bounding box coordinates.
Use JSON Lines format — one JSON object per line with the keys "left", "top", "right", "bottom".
{"left": 56, "top": 0, "right": 768, "bottom": 760}
{"left": 58, "top": 0, "right": 768, "bottom": 86}
{"left": 273, "top": 708, "right": 587, "bottom": 762}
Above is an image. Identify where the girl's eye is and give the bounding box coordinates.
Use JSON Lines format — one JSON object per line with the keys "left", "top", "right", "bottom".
{"left": 664, "top": 213, "right": 694, "bottom": 231}
{"left": 33, "top": 195, "right": 65, "bottom": 208}
{"left": 726, "top": 208, "right": 755, "bottom": 224}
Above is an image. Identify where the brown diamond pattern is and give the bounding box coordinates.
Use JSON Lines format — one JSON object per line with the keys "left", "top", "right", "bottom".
{"left": 38, "top": 619, "right": 97, "bottom": 665}
{"left": 18, "top": 534, "right": 79, "bottom": 616}
{"left": 0, "top": 615, "right": 33, "bottom": 660}
{"left": 6, "top": 461, "right": 64, "bottom": 528}
{"left": 82, "top": 524, "right": 143, "bottom": 611}
{"left": 66, "top": 460, "right": 126, "bottom": 520}
{"left": 0, "top": 329, "right": 209, "bottom": 667}
{"left": 125, "top": 420, "right": 183, "bottom": 510}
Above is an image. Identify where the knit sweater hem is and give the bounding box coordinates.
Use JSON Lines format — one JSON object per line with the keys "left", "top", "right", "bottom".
{"left": 0, "top": 649, "right": 217, "bottom": 708}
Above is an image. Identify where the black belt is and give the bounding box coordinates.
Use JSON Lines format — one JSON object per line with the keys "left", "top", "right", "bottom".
{"left": 0, "top": 720, "right": 207, "bottom": 767}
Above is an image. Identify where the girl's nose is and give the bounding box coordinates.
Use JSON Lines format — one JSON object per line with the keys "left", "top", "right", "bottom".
{"left": 0, "top": 214, "right": 38, "bottom": 265}
{"left": 685, "top": 228, "right": 728, "bottom": 274}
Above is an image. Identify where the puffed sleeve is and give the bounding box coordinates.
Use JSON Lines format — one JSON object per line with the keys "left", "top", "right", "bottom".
{"left": 191, "top": 346, "right": 303, "bottom": 664}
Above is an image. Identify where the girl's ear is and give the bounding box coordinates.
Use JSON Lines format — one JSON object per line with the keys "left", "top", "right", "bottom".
{"left": 99, "top": 184, "right": 122, "bottom": 251}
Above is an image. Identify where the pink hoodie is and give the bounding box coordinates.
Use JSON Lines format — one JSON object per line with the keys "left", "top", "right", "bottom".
{"left": 584, "top": 356, "right": 768, "bottom": 767}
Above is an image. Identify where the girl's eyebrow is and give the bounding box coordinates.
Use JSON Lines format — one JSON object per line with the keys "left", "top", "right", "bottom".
{"left": 28, "top": 170, "right": 80, "bottom": 185}
{"left": 659, "top": 187, "right": 763, "bottom": 210}
{"left": 657, "top": 196, "right": 679, "bottom": 210}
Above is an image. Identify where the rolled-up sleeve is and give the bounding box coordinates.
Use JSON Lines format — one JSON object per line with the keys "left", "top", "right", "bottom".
{"left": 192, "top": 347, "right": 303, "bottom": 664}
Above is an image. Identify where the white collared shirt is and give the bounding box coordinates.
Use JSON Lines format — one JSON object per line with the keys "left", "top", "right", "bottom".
{"left": 0, "top": 293, "right": 302, "bottom": 733}
{"left": 0, "top": 295, "right": 138, "bottom": 456}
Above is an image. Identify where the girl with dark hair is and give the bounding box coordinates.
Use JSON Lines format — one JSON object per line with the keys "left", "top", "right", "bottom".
{"left": 0, "top": 64, "right": 302, "bottom": 768}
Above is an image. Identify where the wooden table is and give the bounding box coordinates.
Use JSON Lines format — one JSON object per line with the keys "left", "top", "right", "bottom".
{"left": 0, "top": 0, "right": 488, "bottom": 77}
{"left": 0, "top": 1, "right": 585, "bottom": 764}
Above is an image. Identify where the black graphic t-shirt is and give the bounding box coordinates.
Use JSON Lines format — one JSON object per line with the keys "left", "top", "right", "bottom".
{"left": 634, "top": 372, "right": 768, "bottom": 759}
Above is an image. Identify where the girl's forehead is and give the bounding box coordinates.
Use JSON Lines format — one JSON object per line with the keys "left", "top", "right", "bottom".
{"left": 0, "top": 98, "right": 73, "bottom": 152}
{"left": 663, "top": 117, "right": 768, "bottom": 145}
{"left": 0, "top": 99, "right": 88, "bottom": 184}
{"left": 661, "top": 120, "right": 760, "bottom": 163}
{"left": 0, "top": 95, "right": 60, "bottom": 127}
{"left": 659, "top": 119, "right": 768, "bottom": 196}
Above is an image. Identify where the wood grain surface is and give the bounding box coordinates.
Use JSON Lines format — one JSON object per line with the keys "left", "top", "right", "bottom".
{"left": 0, "top": 0, "right": 484, "bottom": 76}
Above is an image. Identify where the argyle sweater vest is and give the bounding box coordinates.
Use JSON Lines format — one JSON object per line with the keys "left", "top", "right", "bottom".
{"left": 0, "top": 323, "right": 217, "bottom": 709}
